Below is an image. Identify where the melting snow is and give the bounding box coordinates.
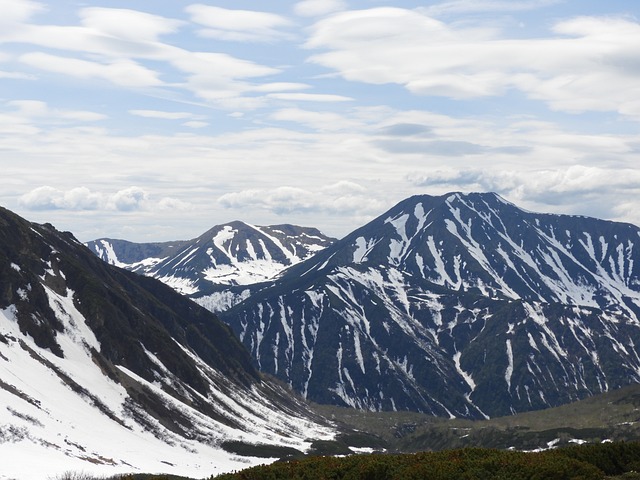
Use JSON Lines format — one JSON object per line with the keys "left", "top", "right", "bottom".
{"left": 385, "top": 213, "right": 410, "bottom": 266}
{"left": 453, "top": 352, "right": 476, "bottom": 393}
{"left": 0, "top": 281, "right": 335, "bottom": 480}
{"left": 505, "top": 339, "right": 514, "bottom": 391}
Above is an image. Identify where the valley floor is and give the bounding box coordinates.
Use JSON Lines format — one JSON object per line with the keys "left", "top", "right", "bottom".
{"left": 313, "top": 383, "right": 640, "bottom": 453}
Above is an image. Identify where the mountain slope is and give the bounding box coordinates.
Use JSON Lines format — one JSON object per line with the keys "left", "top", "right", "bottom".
{"left": 219, "top": 192, "right": 640, "bottom": 419}
{"left": 86, "top": 222, "right": 335, "bottom": 306}
{"left": 0, "top": 208, "right": 334, "bottom": 479}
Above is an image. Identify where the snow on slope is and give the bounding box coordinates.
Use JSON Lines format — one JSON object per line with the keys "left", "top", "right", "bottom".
{"left": 0, "top": 284, "right": 334, "bottom": 480}
{"left": 220, "top": 192, "right": 640, "bottom": 419}
{"left": 87, "top": 222, "right": 335, "bottom": 300}
{"left": 0, "top": 210, "right": 336, "bottom": 480}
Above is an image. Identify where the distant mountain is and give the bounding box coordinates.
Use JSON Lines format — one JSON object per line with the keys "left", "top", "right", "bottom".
{"left": 0, "top": 208, "right": 335, "bottom": 479}
{"left": 86, "top": 221, "right": 335, "bottom": 311}
{"left": 219, "top": 192, "right": 640, "bottom": 419}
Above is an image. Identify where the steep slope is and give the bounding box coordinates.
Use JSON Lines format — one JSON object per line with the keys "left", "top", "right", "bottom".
{"left": 0, "top": 208, "right": 335, "bottom": 479}
{"left": 87, "top": 222, "right": 335, "bottom": 308}
{"left": 220, "top": 192, "right": 640, "bottom": 419}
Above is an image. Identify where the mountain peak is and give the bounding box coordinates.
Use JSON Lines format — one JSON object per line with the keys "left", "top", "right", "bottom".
{"left": 219, "top": 192, "right": 640, "bottom": 418}
{"left": 86, "top": 221, "right": 336, "bottom": 301}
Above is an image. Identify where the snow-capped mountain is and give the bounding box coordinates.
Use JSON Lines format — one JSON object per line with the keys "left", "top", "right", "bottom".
{"left": 0, "top": 208, "right": 335, "bottom": 479}
{"left": 219, "top": 192, "right": 640, "bottom": 419}
{"left": 86, "top": 222, "right": 335, "bottom": 310}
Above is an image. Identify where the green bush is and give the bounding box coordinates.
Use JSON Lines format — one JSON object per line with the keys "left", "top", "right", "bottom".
{"left": 554, "top": 442, "right": 640, "bottom": 475}
{"left": 212, "top": 442, "right": 640, "bottom": 480}
{"left": 50, "top": 473, "right": 99, "bottom": 480}
{"left": 50, "top": 474, "right": 196, "bottom": 480}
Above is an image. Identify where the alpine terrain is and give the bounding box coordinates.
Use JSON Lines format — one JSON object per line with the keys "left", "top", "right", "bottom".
{"left": 219, "top": 192, "right": 640, "bottom": 419}
{"left": 86, "top": 221, "right": 335, "bottom": 311}
{"left": 0, "top": 207, "right": 335, "bottom": 480}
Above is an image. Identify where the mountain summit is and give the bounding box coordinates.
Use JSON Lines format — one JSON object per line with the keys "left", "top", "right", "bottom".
{"left": 0, "top": 207, "right": 334, "bottom": 479}
{"left": 87, "top": 222, "right": 334, "bottom": 306}
{"left": 220, "top": 192, "right": 640, "bottom": 419}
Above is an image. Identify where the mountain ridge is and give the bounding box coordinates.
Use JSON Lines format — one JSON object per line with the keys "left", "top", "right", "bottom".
{"left": 0, "top": 206, "right": 335, "bottom": 479}
{"left": 86, "top": 221, "right": 335, "bottom": 304}
{"left": 218, "top": 192, "right": 640, "bottom": 418}
{"left": 82, "top": 192, "right": 640, "bottom": 419}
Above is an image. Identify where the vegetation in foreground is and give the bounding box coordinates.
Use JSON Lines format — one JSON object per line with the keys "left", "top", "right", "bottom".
{"left": 51, "top": 473, "right": 197, "bottom": 480}
{"left": 51, "top": 442, "right": 640, "bottom": 480}
{"left": 212, "top": 442, "right": 640, "bottom": 480}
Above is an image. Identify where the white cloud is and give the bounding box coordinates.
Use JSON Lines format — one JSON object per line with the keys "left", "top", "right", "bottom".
{"left": 1, "top": 6, "right": 285, "bottom": 110}
{"left": 20, "top": 52, "right": 163, "bottom": 88}
{"left": 409, "top": 165, "right": 640, "bottom": 205}
{"left": 107, "top": 186, "right": 149, "bottom": 211}
{"left": 183, "top": 120, "right": 208, "bottom": 128}
{"left": 174, "top": 52, "right": 279, "bottom": 80}
{"left": 171, "top": 51, "right": 280, "bottom": 106}
{"left": 321, "top": 180, "right": 367, "bottom": 194}
{"left": 294, "top": 0, "right": 347, "bottom": 17}
{"left": 9, "top": 100, "right": 107, "bottom": 122}
{"left": 129, "top": 109, "right": 195, "bottom": 120}
{"left": 6, "top": 99, "right": 640, "bottom": 241}
{"left": 19, "top": 186, "right": 102, "bottom": 211}
{"left": 420, "top": 0, "right": 562, "bottom": 17}
{"left": 0, "top": 0, "right": 44, "bottom": 32}
{"left": 306, "top": 9, "right": 640, "bottom": 117}
{"left": 218, "top": 184, "right": 382, "bottom": 216}
{"left": 16, "top": 186, "right": 182, "bottom": 213}
{"left": 266, "top": 92, "right": 353, "bottom": 102}
{"left": 193, "top": 29, "right": 285, "bottom": 43}
{"left": 3, "top": 2, "right": 640, "bottom": 244}
{"left": 158, "top": 197, "right": 192, "bottom": 211}
{"left": 250, "top": 82, "right": 311, "bottom": 93}
{"left": 270, "top": 107, "right": 363, "bottom": 131}
{"left": 18, "top": 186, "right": 59, "bottom": 210}
{"left": 187, "top": 5, "right": 292, "bottom": 42}
{"left": 79, "top": 7, "right": 183, "bottom": 42}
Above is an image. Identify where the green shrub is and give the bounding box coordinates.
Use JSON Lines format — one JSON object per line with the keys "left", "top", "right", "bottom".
{"left": 211, "top": 442, "right": 640, "bottom": 480}
{"left": 554, "top": 442, "right": 640, "bottom": 475}
{"left": 50, "top": 473, "right": 101, "bottom": 480}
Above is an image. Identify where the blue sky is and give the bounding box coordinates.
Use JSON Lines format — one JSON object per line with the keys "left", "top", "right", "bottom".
{"left": 2, "top": 0, "right": 640, "bottom": 242}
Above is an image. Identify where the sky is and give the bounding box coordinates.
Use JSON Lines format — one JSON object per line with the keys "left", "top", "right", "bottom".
{"left": 2, "top": 0, "right": 640, "bottom": 242}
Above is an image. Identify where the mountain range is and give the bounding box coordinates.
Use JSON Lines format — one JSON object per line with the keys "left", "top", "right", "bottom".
{"left": 88, "top": 192, "right": 640, "bottom": 421}
{"left": 218, "top": 192, "right": 640, "bottom": 418}
{"left": 86, "top": 221, "right": 335, "bottom": 292}
{"left": 0, "top": 207, "right": 335, "bottom": 479}
{"left": 86, "top": 221, "right": 334, "bottom": 312}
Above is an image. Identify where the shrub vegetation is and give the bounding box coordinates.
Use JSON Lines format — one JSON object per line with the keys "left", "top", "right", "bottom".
{"left": 211, "top": 442, "right": 640, "bottom": 480}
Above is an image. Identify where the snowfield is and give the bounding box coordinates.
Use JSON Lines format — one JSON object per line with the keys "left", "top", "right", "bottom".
{"left": 0, "top": 284, "right": 334, "bottom": 480}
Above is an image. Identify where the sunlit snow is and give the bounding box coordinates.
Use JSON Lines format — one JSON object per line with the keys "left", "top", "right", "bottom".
{"left": 0, "top": 281, "right": 335, "bottom": 480}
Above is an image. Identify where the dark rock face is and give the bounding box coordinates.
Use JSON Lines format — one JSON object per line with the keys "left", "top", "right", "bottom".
{"left": 0, "top": 208, "right": 257, "bottom": 389}
{"left": 220, "top": 192, "right": 640, "bottom": 418}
